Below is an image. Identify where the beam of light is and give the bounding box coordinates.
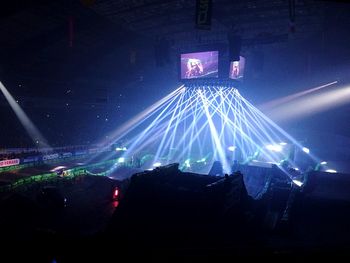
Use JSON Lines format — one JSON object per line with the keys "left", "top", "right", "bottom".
{"left": 91, "top": 86, "right": 185, "bottom": 163}
{"left": 238, "top": 94, "right": 320, "bottom": 163}
{"left": 259, "top": 81, "right": 338, "bottom": 110}
{"left": 0, "top": 81, "right": 50, "bottom": 148}
{"left": 99, "top": 83, "right": 320, "bottom": 177}
{"left": 101, "top": 85, "right": 184, "bottom": 147}
{"left": 325, "top": 169, "right": 337, "bottom": 173}
{"left": 265, "top": 84, "right": 350, "bottom": 122}
{"left": 199, "top": 88, "right": 231, "bottom": 173}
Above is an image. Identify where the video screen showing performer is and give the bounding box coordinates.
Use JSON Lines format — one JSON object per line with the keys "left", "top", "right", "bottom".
{"left": 229, "top": 56, "right": 245, "bottom": 80}
{"left": 181, "top": 51, "right": 218, "bottom": 79}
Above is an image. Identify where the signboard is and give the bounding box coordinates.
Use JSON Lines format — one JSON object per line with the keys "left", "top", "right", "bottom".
{"left": 62, "top": 152, "right": 73, "bottom": 158}
{"left": 75, "top": 150, "right": 87, "bottom": 156}
{"left": 22, "top": 156, "right": 40, "bottom": 163}
{"left": 42, "top": 153, "right": 59, "bottom": 161}
{"left": 0, "top": 158, "right": 20, "bottom": 168}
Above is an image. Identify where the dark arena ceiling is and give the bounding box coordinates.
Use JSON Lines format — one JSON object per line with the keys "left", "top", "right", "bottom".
{"left": 92, "top": 0, "right": 326, "bottom": 47}
{"left": 1, "top": 0, "right": 346, "bottom": 68}
{"left": 0, "top": 0, "right": 349, "bottom": 106}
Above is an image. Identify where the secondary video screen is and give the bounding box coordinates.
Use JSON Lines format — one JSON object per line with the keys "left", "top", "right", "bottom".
{"left": 180, "top": 51, "right": 219, "bottom": 79}
{"left": 229, "top": 56, "right": 245, "bottom": 80}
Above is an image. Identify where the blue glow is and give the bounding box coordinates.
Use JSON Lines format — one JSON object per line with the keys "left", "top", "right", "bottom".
{"left": 104, "top": 84, "right": 318, "bottom": 175}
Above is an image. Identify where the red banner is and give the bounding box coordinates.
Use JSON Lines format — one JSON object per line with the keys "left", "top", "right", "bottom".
{"left": 0, "top": 158, "right": 20, "bottom": 168}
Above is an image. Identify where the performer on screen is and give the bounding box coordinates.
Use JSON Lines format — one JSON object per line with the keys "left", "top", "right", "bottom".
{"left": 186, "top": 58, "right": 204, "bottom": 78}
{"left": 231, "top": 61, "right": 240, "bottom": 79}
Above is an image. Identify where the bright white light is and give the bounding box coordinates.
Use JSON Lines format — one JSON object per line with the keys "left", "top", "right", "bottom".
{"left": 265, "top": 144, "right": 282, "bottom": 152}
{"left": 294, "top": 167, "right": 299, "bottom": 171}
{"left": 279, "top": 142, "right": 287, "bottom": 145}
{"left": 302, "top": 147, "right": 310, "bottom": 154}
{"left": 320, "top": 161, "right": 327, "bottom": 165}
{"left": 292, "top": 179, "right": 303, "bottom": 187}
{"left": 115, "top": 147, "right": 127, "bottom": 151}
{"left": 196, "top": 158, "right": 206, "bottom": 163}
{"left": 117, "top": 157, "right": 125, "bottom": 163}
{"left": 50, "top": 166, "right": 67, "bottom": 172}
{"left": 228, "top": 146, "right": 236, "bottom": 152}
{"left": 185, "top": 159, "right": 191, "bottom": 168}
{"left": 325, "top": 169, "right": 337, "bottom": 173}
{"left": 153, "top": 162, "right": 162, "bottom": 167}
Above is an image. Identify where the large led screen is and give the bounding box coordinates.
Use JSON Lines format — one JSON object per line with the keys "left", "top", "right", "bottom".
{"left": 229, "top": 56, "right": 245, "bottom": 80}
{"left": 180, "top": 51, "right": 219, "bottom": 79}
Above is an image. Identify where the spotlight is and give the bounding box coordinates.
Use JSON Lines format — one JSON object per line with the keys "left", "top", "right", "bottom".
{"left": 115, "top": 147, "right": 127, "bottom": 151}
{"left": 320, "top": 161, "right": 327, "bottom": 165}
{"left": 228, "top": 146, "right": 236, "bottom": 152}
{"left": 50, "top": 166, "right": 67, "bottom": 172}
{"left": 265, "top": 144, "right": 282, "bottom": 152}
{"left": 153, "top": 162, "right": 162, "bottom": 167}
{"left": 196, "top": 158, "right": 206, "bottom": 163}
{"left": 302, "top": 147, "right": 310, "bottom": 154}
{"left": 292, "top": 179, "right": 303, "bottom": 187}
{"left": 117, "top": 157, "right": 125, "bottom": 163}
{"left": 279, "top": 142, "right": 287, "bottom": 145}
{"left": 184, "top": 159, "right": 191, "bottom": 168}
{"left": 325, "top": 169, "right": 337, "bottom": 173}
